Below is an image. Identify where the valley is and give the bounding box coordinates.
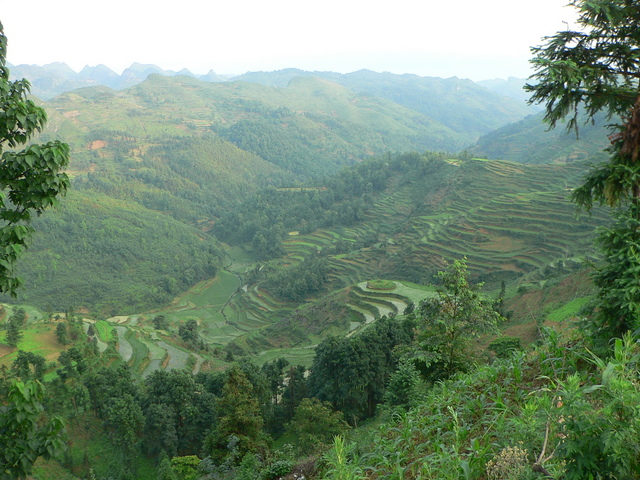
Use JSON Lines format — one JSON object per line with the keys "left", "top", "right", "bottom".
{"left": 0, "top": 59, "right": 627, "bottom": 480}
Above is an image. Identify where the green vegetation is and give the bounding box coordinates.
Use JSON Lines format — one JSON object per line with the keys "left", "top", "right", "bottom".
{"left": 0, "top": 21, "right": 69, "bottom": 297}
{"left": 236, "top": 69, "right": 532, "bottom": 144}
{"left": 4, "top": 190, "right": 223, "bottom": 314}
{"left": 528, "top": 0, "right": 640, "bottom": 344}
{"left": 4, "top": 3, "right": 640, "bottom": 479}
{"left": 0, "top": 380, "right": 66, "bottom": 479}
{"left": 365, "top": 279, "right": 396, "bottom": 290}
{"left": 471, "top": 110, "right": 610, "bottom": 164}
{"left": 417, "top": 258, "right": 501, "bottom": 379}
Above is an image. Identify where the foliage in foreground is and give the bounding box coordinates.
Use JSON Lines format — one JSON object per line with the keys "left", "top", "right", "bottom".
{"left": 321, "top": 331, "right": 640, "bottom": 480}
{"left": 528, "top": 0, "right": 640, "bottom": 343}
{"left": 0, "top": 380, "right": 66, "bottom": 480}
{"left": 0, "top": 21, "right": 69, "bottom": 297}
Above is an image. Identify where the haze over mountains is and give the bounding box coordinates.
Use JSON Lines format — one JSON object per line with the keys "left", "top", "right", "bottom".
{"left": 0, "top": 61, "right": 610, "bottom": 314}
{"left": 10, "top": 60, "right": 533, "bottom": 107}
{"left": 7, "top": 62, "right": 231, "bottom": 99}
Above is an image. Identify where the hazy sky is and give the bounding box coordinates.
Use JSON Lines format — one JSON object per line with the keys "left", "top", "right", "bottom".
{"left": 1, "top": 0, "right": 577, "bottom": 81}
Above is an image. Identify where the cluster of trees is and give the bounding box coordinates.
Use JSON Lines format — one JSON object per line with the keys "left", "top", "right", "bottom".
{"left": 0, "top": 190, "right": 223, "bottom": 314}
{"left": 213, "top": 155, "right": 398, "bottom": 252}
{"left": 309, "top": 314, "right": 416, "bottom": 419}
{"left": 259, "top": 255, "right": 330, "bottom": 301}
{"left": 1, "top": 334, "right": 351, "bottom": 480}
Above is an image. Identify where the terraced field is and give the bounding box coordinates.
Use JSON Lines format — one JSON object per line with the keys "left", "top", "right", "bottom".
{"left": 281, "top": 158, "right": 608, "bottom": 292}
{"left": 99, "top": 317, "right": 204, "bottom": 376}
{"left": 0, "top": 158, "right": 609, "bottom": 376}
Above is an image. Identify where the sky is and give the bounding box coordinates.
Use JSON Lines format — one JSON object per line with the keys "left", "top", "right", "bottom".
{"left": 1, "top": 0, "right": 577, "bottom": 81}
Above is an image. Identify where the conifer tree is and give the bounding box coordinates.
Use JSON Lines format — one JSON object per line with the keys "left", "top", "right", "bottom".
{"left": 206, "top": 367, "right": 265, "bottom": 463}
{"left": 527, "top": 0, "right": 640, "bottom": 340}
{"left": 5, "top": 318, "right": 22, "bottom": 348}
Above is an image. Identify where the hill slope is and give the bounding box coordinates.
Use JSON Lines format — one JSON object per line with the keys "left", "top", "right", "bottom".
{"left": 235, "top": 68, "right": 533, "bottom": 145}
{"left": 470, "top": 111, "right": 611, "bottom": 164}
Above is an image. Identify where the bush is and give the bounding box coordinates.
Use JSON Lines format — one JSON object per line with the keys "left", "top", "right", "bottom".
{"left": 489, "top": 336, "right": 522, "bottom": 359}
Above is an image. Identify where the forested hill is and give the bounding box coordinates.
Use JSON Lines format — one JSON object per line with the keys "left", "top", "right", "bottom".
{"left": 0, "top": 70, "right": 600, "bottom": 314}
{"left": 471, "top": 110, "right": 611, "bottom": 164}
{"left": 41, "top": 73, "right": 471, "bottom": 176}
{"left": 234, "top": 68, "right": 533, "bottom": 144}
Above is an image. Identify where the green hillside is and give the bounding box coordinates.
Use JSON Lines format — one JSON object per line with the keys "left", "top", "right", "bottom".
{"left": 4, "top": 190, "right": 223, "bottom": 314}
{"left": 205, "top": 152, "right": 609, "bottom": 359}
{"left": 222, "top": 153, "right": 608, "bottom": 291}
{"left": 235, "top": 68, "right": 533, "bottom": 144}
{"left": 471, "top": 111, "right": 611, "bottom": 164}
{"left": 0, "top": 73, "right": 546, "bottom": 315}
{"left": 41, "top": 74, "right": 468, "bottom": 178}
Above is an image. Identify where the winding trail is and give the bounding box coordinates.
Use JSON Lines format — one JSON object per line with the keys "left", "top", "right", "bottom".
{"left": 157, "top": 341, "right": 190, "bottom": 371}
{"left": 115, "top": 326, "right": 132, "bottom": 362}
{"left": 192, "top": 353, "right": 204, "bottom": 374}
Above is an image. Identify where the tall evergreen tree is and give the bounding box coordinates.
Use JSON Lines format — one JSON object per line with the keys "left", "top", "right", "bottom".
{"left": 205, "top": 367, "right": 265, "bottom": 463}
{"left": 527, "top": 0, "right": 640, "bottom": 340}
{"left": 5, "top": 319, "right": 22, "bottom": 348}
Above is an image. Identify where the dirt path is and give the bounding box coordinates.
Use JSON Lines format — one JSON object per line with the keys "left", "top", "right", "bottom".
{"left": 115, "top": 326, "right": 132, "bottom": 362}
{"left": 157, "top": 341, "right": 190, "bottom": 371}
{"left": 192, "top": 353, "right": 204, "bottom": 374}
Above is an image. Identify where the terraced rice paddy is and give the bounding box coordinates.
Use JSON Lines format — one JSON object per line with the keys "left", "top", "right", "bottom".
{"left": 281, "top": 159, "right": 608, "bottom": 292}
{"left": 0, "top": 159, "right": 608, "bottom": 376}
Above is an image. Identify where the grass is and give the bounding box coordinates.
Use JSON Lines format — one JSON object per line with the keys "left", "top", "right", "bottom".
{"left": 126, "top": 331, "right": 150, "bottom": 373}
{"left": 0, "top": 322, "right": 64, "bottom": 367}
{"left": 94, "top": 320, "right": 115, "bottom": 342}
{"left": 366, "top": 279, "right": 397, "bottom": 290}
{"left": 254, "top": 345, "right": 316, "bottom": 368}
{"left": 546, "top": 296, "right": 592, "bottom": 323}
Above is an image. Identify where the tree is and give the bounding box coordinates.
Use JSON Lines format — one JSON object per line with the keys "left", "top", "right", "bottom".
{"left": 4, "top": 318, "right": 22, "bottom": 348}
{"left": 143, "top": 369, "right": 216, "bottom": 456}
{"left": 178, "top": 319, "right": 199, "bottom": 345}
{"left": 418, "top": 258, "right": 500, "bottom": 379}
{"left": 104, "top": 394, "right": 144, "bottom": 467}
{"left": 0, "top": 22, "right": 70, "bottom": 296}
{"left": 527, "top": 0, "right": 640, "bottom": 132}
{"left": 308, "top": 315, "right": 414, "bottom": 419}
{"left": 527, "top": 0, "right": 640, "bottom": 339}
{"left": 11, "top": 350, "right": 45, "bottom": 381}
{"left": 54, "top": 322, "right": 67, "bottom": 345}
{"left": 384, "top": 359, "right": 422, "bottom": 410}
{"left": 281, "top": 365, "right": 308, "bottom": 422}
{"left": 205, "top": 367, "right": 265, "bottom": 463}
{"left": 153, "top": 314, "right": 168, "bottom": 330}
{"left": 0, "top": 380, "right": 66, "bottom": 479}
{"left": 286, "top": 398, "right": 348, "bottom": 455}
{"left": 143, "top": 403, "right": 178, "bottom": 459}
{"left": 8, "top": 309, "right": 25, "bottom": 326}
